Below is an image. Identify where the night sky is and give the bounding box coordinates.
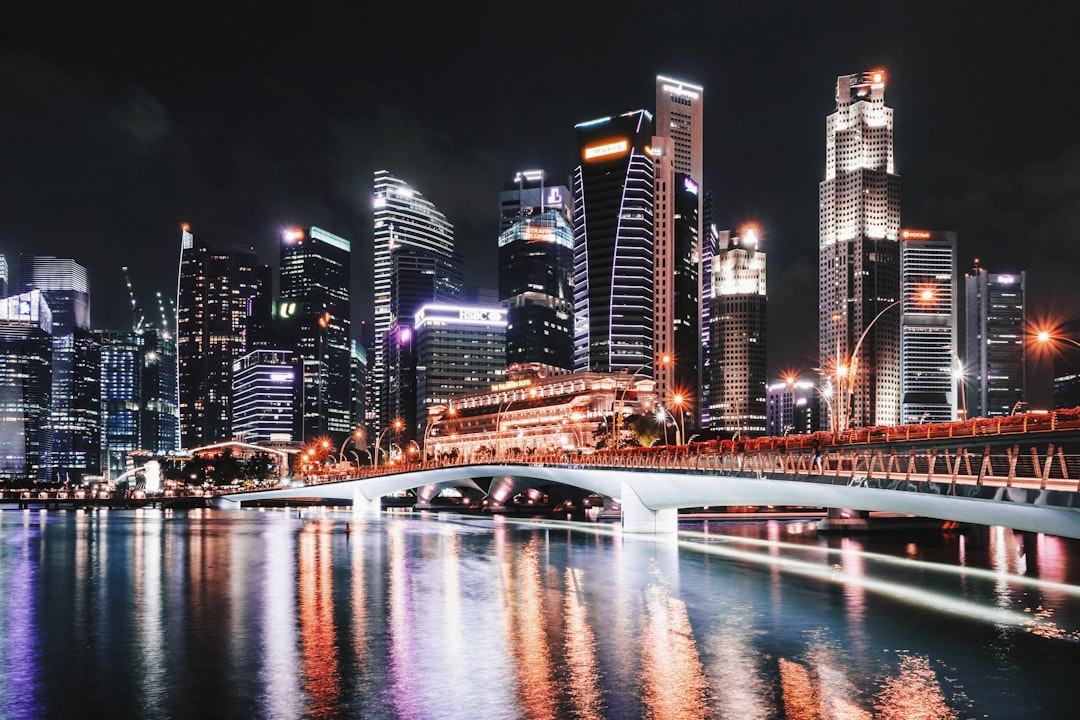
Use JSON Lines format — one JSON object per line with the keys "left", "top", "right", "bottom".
{"left": 2, "top": 2, "right": 1076, "bottom": 402}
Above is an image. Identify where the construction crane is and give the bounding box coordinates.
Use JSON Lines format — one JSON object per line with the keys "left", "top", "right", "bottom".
{"left": 122, "top": 266, "right": 145, "bottom": 333}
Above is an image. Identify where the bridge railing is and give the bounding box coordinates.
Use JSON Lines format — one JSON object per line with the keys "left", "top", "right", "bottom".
{"left": 219, "top": 439, "right": 1080, "bottom": 499}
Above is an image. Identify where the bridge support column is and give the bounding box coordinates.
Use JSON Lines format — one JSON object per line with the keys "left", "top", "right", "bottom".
{"left": 352, "top": 488, "right": 382, "bottom": 516}
{"left": 619, "top": 481, "right": 677, "bottom": 534}
{"left": 817, "top": 507, "right": 869, "bottom": 534}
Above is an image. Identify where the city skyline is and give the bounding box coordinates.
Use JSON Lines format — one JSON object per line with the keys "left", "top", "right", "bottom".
{"left": 1, "top": 4, "right": 1077, "bottom": 405}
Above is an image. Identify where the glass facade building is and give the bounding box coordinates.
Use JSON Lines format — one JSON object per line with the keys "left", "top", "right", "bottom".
{"left": 414, "top": 303, "right": 506, "bottom": 438}
{"left": 900, "top": 229, "right": 958, "bottom": 424}
{"left": 372, "top": 170, "right": 460, "bottom": 435}
{"left": 279, "top": 226, "right": 352, "bottom": 443}
{"left": 0, "top": 290, "right": 53, "bottom": 480}
{"left": 176, "top": 226, "right": 260, "bottom": 449}
{"left": 498, "top": 202, "right": 574, "bottom": 377}
{"left": 231, "top": 349, "right": 295, "bottom": 444}
{"left": 964, "top": 266, "right": 1026, "bottom": 417}
{"left": 19, "top": 255, "right": 99, "bottom": 481}
{"left": 572, "top": 110, "right": 655, "bottom": 375}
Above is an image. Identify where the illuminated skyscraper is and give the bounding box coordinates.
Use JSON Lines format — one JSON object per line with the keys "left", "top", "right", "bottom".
{"left": 176, "top": 225, "right": 260, "bottom": 448}
{"left": 899, "top": 229, "right": 958, "bottom": 424}
{"left": 572, "top": 109, "right": 655, "bottom": 374}
{"left": 964, "top": 265, "right": 1026, "bottom": 417}
{"left": 0, "top": 290, "right": 52, "bottom": 481}
{"left": 819, "top": 70, "right": 902, "bottom": 429}
{"left": 231, "top": 349, "right": 295, "bottom": 444}
{"left": 709, "top": 228, "right": 767, "bottom": 435}
{"left": 19, "top": 255, "right": 99, "bottom": 481}
{"left": 279, "top": 226, "right": 352, "bottom": 443}
{"left": 498, "top": 170, "right": 574, "bottom": 377}
{"left": 653, "top": 76, "right": 704, "bottom": 423}
{"left": 372, "top": 170, "right": 460, "bottom": 434}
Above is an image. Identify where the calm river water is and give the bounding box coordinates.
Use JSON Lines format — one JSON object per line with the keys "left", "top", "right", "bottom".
{"left": 1, "top": 507, "right": 1079, "bottom": 719}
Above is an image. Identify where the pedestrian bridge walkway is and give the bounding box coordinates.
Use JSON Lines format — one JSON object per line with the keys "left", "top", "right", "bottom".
{"left": 217, "top": 441, "right": 1080, "bottom": 538}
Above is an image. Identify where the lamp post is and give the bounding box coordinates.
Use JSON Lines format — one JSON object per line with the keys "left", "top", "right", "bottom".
{"left": 338, "top": 428, "right": 365, "bottom": 463}
{"left": 843, "top": 289, "right": 934, "bottom": 431}
{"left": 374, "top": 419, "right": 402, "bottom": 468}
{"left": 945, "top": 343, "right": 967, "bottom": 422}
{"left": 654, "top": 406, "right": 671, "bottom": 445}
{"left": 613, "top": 354, "right": 670, "bottom": 448}
{"left": 671, "top": 392, "right": 687, "bottom": 445}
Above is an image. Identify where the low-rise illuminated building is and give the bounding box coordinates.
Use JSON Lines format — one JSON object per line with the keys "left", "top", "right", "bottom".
{"left": 425, "top": 372, "right": 656, "bottom": 461}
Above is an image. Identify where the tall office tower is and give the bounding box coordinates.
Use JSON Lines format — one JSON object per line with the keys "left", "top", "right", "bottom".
{"left": 231, "top": 349, "right": 294, "bottom": 444}
{"left": 899, "top": 229, "right": 958, "bottom": 424}
{"left": 279, "top": 226, "right": 352, "bottom": 443}
{"left": 709, "top": 228, "right": 767, "bottom": 434}
{"left": 139, "top": 326, "right": 178, "bottom": 456}
{"left": 176, "top": 225, "right": 260, "bottom": 449}
{"left": 819, "top": 70, "right": 902, "bottom": 430}
{"left": 1050, "top": 318, "right": 1080, "bottom": 409}
{"left": 964, "top": 264, "right": 1026, "bottom": 417}
{"left": 373, "top": 170, "right": 459, "bottom": 434}
{"left": 19, "top": 255, "right": 99, "bottom": 481}
{"left": 699, "top": 191, "right": 718, "bottom": 428}
{"left": 572, "top": 109, "right": 655, "bottom": 375}
{"left": 654, "top": 76, "right": 704, "bottom": 422}
{"left": 95, "top": 330, "right": 141, "bottom": 479}
{"left": 498, "top": 171, "right": 575, "bottom": 377}
{"left": 350, "top": 340, "right": 366, "bottom": 438}
{"left": 414, "top": 303, "right": 506, "bottom": 437}
{"left": 0, "top": 290, "right": 53, "bottom": 480}
{"left": 652, "top": 149, "right": 701, "bottom": 426}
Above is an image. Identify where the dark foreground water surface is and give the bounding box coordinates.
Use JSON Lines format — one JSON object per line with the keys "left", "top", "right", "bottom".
{"left": 2, "top": 507, "right": 1079, "bottom": 719}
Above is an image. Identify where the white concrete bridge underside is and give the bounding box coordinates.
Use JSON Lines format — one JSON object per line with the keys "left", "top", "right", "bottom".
{"left": 216, "top": 464, "right": 1080, "bottom": 539}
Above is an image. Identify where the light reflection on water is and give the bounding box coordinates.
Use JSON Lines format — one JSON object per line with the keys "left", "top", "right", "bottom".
{"left": 1, "top": 508, "right": 1079, "bottom": 719}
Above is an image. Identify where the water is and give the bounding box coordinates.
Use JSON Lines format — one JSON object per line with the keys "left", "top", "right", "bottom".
{"left": 1, "top": 507, "right": 1079, "bottom": 719}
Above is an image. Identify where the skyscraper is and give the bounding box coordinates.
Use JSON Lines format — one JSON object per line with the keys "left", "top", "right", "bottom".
{"left": 572, "top": 109, "right": 655, "bottom": 375}
{"left": 279, "top": 226, "right": 352, "bottom": 443}
{"left": 372, "top": 170, "right": 460, "bottom": 434}
{"left": 819, "top": 70, "right": 902, "bottom": 429}
{"left": 709, "top": 228, "right": 767, "bottom": 435}
{"left": 653, "top": 76, "right": 704, "bottom": 425}
{"left": 176, "top": 225, "right": 260, "bottom": 449}
{"left": 231, "top": 349, "right": 295, "bottom": 444}
{"left": 964, "top": 264, "right": 1026, "bottom": 417}
{"left": 0, "top": 290, "right": 52, "bottom": 481}
{"left": 498, "top": 170, "right": 575, "bottom": 377}
{"left": 19, "top": 255, "right": 99, "bottom": 481}
{"left": 899, "top": 229, "right": 958, "bottom": 424}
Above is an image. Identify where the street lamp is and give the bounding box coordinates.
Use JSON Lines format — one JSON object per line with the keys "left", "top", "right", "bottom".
{"left": 374, "top": 419, "right": 403, "bottom": 468}
{"left": 671, "top": 392, "right": 687, "bottom": 445}
{"left": 789, "top": 374, "right": 835, "bottom": 434}
{"left": 338, "top": 428, "right": 365, "bottom": 463}
{"left": 945, "top": 343, "right": 967, "bottom": 422}
{"left": 613, "top": 354, "right": 671, "bottom": 447}
{"left": 842, "top": 289, "right": 934, "bottom": 431}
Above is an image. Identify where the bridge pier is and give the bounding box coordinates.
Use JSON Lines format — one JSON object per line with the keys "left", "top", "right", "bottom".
{"left": 352, "top": 488, "right": 382, "bottom": 516}
{"left": 817, "top": 507, "right": 869, "bottom": 534}
{"left": 619, "top": 481, "right": 677, "bottom": 534}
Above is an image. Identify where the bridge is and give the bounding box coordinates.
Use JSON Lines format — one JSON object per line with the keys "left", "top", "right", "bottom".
{"left": 217, "top": 424, "right": 1080, "bottom": 538}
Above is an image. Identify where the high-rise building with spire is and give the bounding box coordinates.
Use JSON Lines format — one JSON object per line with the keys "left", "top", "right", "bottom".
{"left": 819, "top": 70, "right": 902, "bottom": 429}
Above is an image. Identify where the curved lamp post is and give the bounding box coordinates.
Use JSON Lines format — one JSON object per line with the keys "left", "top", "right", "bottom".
{"left": 338, "top": 428, "right": 365, "bottom": 463}
{"left": 613, "top": 354, "right": 671, "bottom": 447}
{"left": 374, "top": 419, "right": 402, "bottom": 468}
{"left": 843, "top": 289, "right": 934, "bottom": 431}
